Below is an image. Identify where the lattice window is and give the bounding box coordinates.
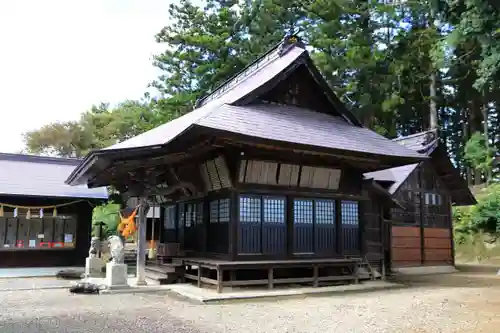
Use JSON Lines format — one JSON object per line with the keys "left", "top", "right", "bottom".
{"left": 209, "top": 198, "right": 231, "bottom": 223}
{"left": 219, "top": 199, "right": 230, "bottom": 222}
{"left": 315, "top": 199, "right": 335, "bottom": 225}
{"left": 238, "top": 195, "right": 286, "bottom": 255}
{"left": 178, "top": 203, "right": 185, "bottom": 228}
{"left": 293, "top": 199, "right": 313, "bottom": 224}
{"left": 263, "top": 197, "right": 286, "bottom": 224}
{"left": 239, "top": 196, "right": 261, "bottom": 223}
{"left": 424, "top": 192, "right": 442, "bottom": 206}
{"left": 341, "top": 201, "right": 359, "bottom": 225}
{"left": 185, "top": 204, "right": 194, "bottom": 228}
{"left": 164, "top": 205, "right": 176, "bottom": 230}
{"left": 196, "top": 203, "right": 204, "bottom": 225}
{"left": 209, "top": 200, "right": 219, "bottom": 223}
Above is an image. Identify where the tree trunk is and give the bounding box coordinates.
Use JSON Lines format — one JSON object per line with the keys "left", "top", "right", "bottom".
{"left": 463, "top": 110, "right": 473, "bottom": 186}
{"left": 429, "top": 7, "right": 438, "bottom": 130}
{"left": 483, "top": 91, "right": 491, "bottom": 183}
{"left": 429, "top": 71, "right": 438, "bottom": 130}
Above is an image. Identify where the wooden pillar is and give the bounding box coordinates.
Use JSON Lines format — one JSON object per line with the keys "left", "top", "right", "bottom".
{"left": 286, "top": 196, "right": 294, "bottom": 259}
{"left": 418, "top": 163, "right": 425, "bottom": 265}
{"left": 359, "top": 199, "right": 366, "bottom": 256}
{"left": 313, "top": 265, "right": 319, "bottom": 287}
{"left": 335, "top": 200, "right": 343, "bottom": 256}
{"left": 229, "top": 191, "right": 238, "bottom": 260}
{"left": 448, "top": 196, "right": 455, "bottom": 266}
{"left": 268, "top": 267, "right": 274, "bottom": 289}
{"left": 197, "top": 266, "right": 202, "bottom": 287}
{"left": 159, "top": 205, "right": 165, "bottom": 244}
{"left": 217, "top": 267, "right": 223, "bottom": 293}
{"left": 136, "top": 197, "right": 148, "bottom": 286}
{"left": 202, "top": 199, "right": 209, "bottom": 253}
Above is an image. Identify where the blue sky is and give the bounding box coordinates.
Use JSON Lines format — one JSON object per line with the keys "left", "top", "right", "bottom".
{"left": 0, "top": 0, "right": 179, "bottom": 153}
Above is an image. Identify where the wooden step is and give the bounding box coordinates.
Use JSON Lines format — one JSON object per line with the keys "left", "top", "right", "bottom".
{"left": 146, "top": 264, "right": 177, "bottom": 274}
{"left": 145, "top": 270, "right": 171, "bottom": 284}
{"left": 145, "top": 268, "right": 180, "bottom": 284}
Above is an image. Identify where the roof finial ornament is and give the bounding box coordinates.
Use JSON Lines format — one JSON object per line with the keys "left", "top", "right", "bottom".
{"left": 279, "top": 28, "right": 305, "bottom": 56}
{"left": 423, "top": 130, "right": 437, "bottom": 146}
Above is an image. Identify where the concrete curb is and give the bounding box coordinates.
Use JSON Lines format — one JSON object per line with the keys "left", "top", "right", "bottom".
{"left": 100, "top": 287, "right": 171, "bottom": 295}
{"left": 161, "top": 281, "right": 405, "bottom": 304}
{"left": 198, "top": 283, "right": 406, "bottom": 304}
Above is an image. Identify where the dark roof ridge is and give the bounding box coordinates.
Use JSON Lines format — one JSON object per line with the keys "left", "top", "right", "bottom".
{"left": 0, "top": 152, "right": 82, "bottom": 165}
{"left": 392, "top": 129, "right": 437, "bottom": 142}
{"left": 195, "top": 34, "right": 306, "bottom": 108}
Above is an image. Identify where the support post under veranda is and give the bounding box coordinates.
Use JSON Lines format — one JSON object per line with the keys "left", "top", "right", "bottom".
{"left": 135, "top": 197, "right": 148, "bottom": 286}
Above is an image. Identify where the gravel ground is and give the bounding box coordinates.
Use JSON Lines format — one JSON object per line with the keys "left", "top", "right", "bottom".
{"left": 0, "top": 277, "right": 73, "bottom": 291}
{"left": 0, "top": 283, "right": 499, "bottom": 332}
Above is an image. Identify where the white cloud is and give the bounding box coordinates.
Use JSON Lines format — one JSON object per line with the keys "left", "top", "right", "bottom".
{"left": 0, "top": 0, "right": 172, "bottom": 153}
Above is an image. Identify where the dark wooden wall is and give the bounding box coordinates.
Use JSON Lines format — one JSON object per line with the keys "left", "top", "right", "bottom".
{"left": 362, "top": 197, "right": 385, "bottom": 271}
{"left": 156, "top": 151, "right": 375, "bottom": 262}
{"left": 161, "top": 191, "right": 366, "bottom": 261}
{"left": 390, "top": 162, "right": 454, "bottom": 268}
{"left": 0, "top": 196, "right": 95, "bottom": 268}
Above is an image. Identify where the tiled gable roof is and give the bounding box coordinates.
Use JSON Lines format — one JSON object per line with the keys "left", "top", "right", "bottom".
{"left": 100, "top": 36, "right": 422, "bottom": 159}
{"left": 0, "top": 153, "right": 108, "bottom": 199}
{"left": 364, "top": 164, "right": 418, "bottom": 194}
{"left": 197, "top": 104, "right": 423, "bottom": 158}
{"left": 366, "top": 130, "right": 476, "bottom": 206}
{"left": 105, "top": 43, "right": 308, "bottom": 151}
{"left": 67, "top": 35, "right": 426, "bottom": 186}
{"left": 392, "top": 129, "right": 439, "bottom": 155}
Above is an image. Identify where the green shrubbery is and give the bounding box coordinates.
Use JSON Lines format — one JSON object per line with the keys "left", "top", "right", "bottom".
{"left": 454, "top": 184, "right": 500, "bottom": 262}
{"left": 454, "top": 184, "right": 500, "bottom": 237}
{"left": 91, "top": 202, "right": 121, "bottom": 239}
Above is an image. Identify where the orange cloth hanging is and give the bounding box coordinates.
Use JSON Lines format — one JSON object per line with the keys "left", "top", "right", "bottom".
{"left": 118, "top": 207, "right": 138, "bottom": 237}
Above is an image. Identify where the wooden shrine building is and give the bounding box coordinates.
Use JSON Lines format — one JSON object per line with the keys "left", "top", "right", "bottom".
{"left": 66, "top": 35, "right": 426, "bottom": 291}
{"left": 365, "top": 130, "right": 476, "bottom": 269}
{"left": 0, "top": 153, "right": 108, "bottom": 268}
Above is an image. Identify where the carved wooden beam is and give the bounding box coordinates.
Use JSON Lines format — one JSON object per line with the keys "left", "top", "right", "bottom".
{"left": 112, "top": 139, "right": 216, "bottom": 170}
{"left": 215, "top": 137, "right": 384, "bottom": 165}
{"left": 168, "top": 167, "right": 190, "bottom": 196}
{"left": 124, "top": 182, "right": 200, "bottom": 200}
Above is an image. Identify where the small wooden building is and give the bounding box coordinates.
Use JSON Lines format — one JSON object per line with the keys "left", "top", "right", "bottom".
{"left": 365, "top": 130, "right": 476, "bottom": 269}
{"left": 0, "top": 153, "right": 108, "bottom": 268}
{"left": 66, "top": 35, "right": 425, "bottom": 290}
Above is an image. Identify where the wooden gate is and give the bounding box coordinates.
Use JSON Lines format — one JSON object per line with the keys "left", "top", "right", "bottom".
{"left": 391, "top": 226, "right": 452, "bottom": 267}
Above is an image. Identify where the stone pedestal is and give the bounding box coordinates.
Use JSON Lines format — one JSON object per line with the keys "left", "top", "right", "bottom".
{"left": 85, "top": 257, "right": 104, "bottom": 278}
{"left": 105, "top": 263, "right": 128, "bottom": 289}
